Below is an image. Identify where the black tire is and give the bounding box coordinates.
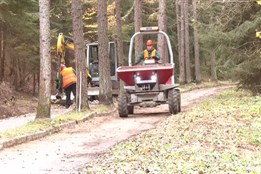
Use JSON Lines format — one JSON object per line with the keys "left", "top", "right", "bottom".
{"left": 118, "top": 92, "right": 128, "bottom": 117}
{"left": 168, "top": 89, "right": 179, "bottom": 114}
{"left": 128, "top": 106, "right": 134, "bottom": 114}
{"left": 176, "top": 89, "right": 181, "bottom": 112}
{"left": 127, "top": 95, "right": 134, "bottom": 114}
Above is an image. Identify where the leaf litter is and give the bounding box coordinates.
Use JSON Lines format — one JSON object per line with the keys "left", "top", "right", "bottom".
{"left": 81, "top": 89, "right": 261, "bottom": 174}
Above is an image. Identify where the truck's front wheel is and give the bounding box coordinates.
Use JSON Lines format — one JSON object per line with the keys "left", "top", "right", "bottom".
{"left": 118, "top": 92, "right": 128, "bottom": 117}
{"left": 168, "top": 88, "right": 179, "bottom": 115}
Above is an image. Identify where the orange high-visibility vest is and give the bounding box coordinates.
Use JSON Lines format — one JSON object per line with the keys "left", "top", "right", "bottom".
{"left": 144, "top": 49, "right": 156, "bottom": 60}
{"left": 61, "top": 67, "right": 77, "bottom": 88}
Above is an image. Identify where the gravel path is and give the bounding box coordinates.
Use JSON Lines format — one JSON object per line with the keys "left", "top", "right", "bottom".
{"left": 0, "top": 86, "right": 233, "bottom": 174}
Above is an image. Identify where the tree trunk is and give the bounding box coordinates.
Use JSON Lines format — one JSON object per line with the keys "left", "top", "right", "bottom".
{"left": 192, "top": 0, "right": 201, "bottom": 83}
{"left": 211, "top": 50, "right": 218, "bottom": 81}
{"left": 158, "top": 0, "right": 168, "bottom": 63}
{"left": 14, "top": 57, "right": 21, "bottom": 90}
{"left": 36, "top": 0, "right": 51, "bottom": 119}
{"left": 71, "top": 0, "right": 89, "bottom": 110}
{"left": 33, "top": 73, "right": 36, "bottom": 96}
{"left": 97, "top": 0, "right": 113, "bottom": 105}
{"left": 184, "top": 0, "right": 191, "bottom": 83}
{"left": 115, "top": 0, "right": 125, "bottom": 92}
{"left": 3, "top": 28, "right": 6, "bottom": 82}
{"left": 134, "top": 0, "right": 143, "bottom": 58}
{"left": 0, "top": 22, "right": 4, "bottom": 82}
{"left": 177, "top": 0, "right": 185, "bottom": 84}
{"left": 175, "top": 0, "right": 181, "bottom": 80}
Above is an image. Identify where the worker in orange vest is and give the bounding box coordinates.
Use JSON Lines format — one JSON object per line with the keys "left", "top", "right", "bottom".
{"left": 58, "top": 64, "right": 77, "bottom": 108}
{"left": 135, "top": 40, "right": 161, "bottom": 65}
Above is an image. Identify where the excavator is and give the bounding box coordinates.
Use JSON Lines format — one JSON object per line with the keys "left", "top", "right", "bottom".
{"left": 51, "top": 33, "right": 118, "bottom": 102}
{"left": 55, "top": 33, "right": 92, "bottom": 86}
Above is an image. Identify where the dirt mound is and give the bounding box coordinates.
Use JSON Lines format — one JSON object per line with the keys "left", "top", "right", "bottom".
{"left": 0, "top": 82, "right": 37, "bottom": 119}
{"left": 0, "top": 82, "right": 14, "bottom": 100}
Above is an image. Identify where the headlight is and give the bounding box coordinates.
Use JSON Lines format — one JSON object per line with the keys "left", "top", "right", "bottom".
{"left": 136, "top": 76, "right": 141, "bottom": 82}
{"left": 151, "top": 74, "right": 157, "bottom": 81}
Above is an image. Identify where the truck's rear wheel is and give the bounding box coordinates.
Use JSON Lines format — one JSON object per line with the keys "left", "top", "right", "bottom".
{"left": 118, "top": 92, "right": 128, "bottom": 117}
{"left": 176, "top": 89, "right": 181, "bottom": 112}
{"left": 168, "top": 89, "right": 179, "bottom": 114}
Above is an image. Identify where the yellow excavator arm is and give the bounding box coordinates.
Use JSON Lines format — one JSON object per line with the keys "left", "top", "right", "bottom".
{"left": 57, "top": 33, "right": 74, "bottom": 64}
{"left": 56, "top": 33, "right": 91, "bottom": 83}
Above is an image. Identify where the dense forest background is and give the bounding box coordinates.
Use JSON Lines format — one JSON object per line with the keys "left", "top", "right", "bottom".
{"left": 1, "top": 0, "right": 261, "bottom": 95}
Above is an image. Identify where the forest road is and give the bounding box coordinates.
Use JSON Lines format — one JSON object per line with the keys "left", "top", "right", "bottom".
{"left": 0, "top": 85, "right": 233, "bottom": 174}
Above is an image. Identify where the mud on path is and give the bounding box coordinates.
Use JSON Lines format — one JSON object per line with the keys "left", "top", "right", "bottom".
{"left": 0, "top": 86, "right": 233, "bottom": 174}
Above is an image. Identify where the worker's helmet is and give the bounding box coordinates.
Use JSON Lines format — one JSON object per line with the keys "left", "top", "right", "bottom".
{"left": 60, "top": 64, "right": 66, "bottom": 71}
{"left": 146, "top": 40, "right": 154, "bottom": 46}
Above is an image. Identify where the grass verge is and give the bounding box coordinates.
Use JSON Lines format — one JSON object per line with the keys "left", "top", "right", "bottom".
{"left": 0, "top": 105, "right": 114, "bottom": 140}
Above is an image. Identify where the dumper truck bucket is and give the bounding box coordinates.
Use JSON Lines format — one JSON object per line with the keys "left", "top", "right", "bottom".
{"left": 117, "top": 64, "right": 174, "bottom": 86}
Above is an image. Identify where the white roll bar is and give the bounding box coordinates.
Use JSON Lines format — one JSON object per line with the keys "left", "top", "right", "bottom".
{"left": 128, "top": 30, "right": 174, "bottom": 66}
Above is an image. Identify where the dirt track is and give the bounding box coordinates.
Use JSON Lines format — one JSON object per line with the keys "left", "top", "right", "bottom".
{"left": 0, "top": 86, "right": 233, "bottom": 174}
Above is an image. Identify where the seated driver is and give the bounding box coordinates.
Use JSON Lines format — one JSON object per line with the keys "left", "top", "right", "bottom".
{"left": 134, "top": 40, "right": 161, "bottom": 65}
